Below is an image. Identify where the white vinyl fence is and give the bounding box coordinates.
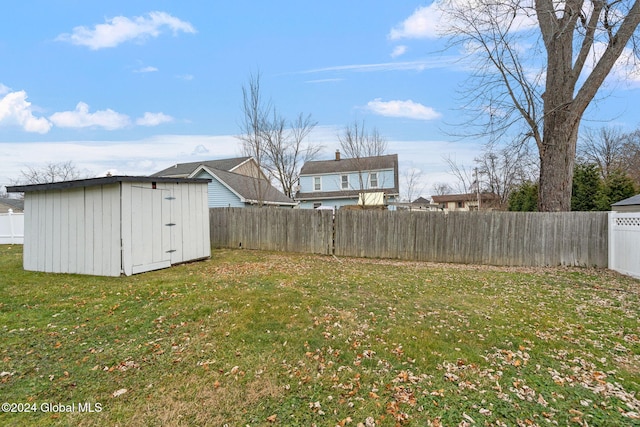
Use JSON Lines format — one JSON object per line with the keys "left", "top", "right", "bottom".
{"left": 0, "top": 210, "right": 24, "bottom": 244}
{"left": 609, "top": 211, "right": 640, "bottom": 279}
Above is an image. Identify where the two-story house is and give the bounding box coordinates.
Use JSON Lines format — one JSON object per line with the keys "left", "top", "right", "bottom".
{"left": 295, "top": 151, "right": 399, "bottom": 210}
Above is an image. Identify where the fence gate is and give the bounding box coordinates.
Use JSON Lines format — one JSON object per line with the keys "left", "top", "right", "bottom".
{"left": 609, "top": 212, "right": 640, "bottom": 279}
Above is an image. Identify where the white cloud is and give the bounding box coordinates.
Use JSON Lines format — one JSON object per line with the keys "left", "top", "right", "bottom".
{"left": 301, "top": 58, "right": 455, "bottom": 74}
{"left": 176, "top": 74, "right": 194, "bottom": 81}
{"left": 366, "top": 98, "right": 441, "bottom": 120}
{"left": 391, "top": 45, "right": 408, "bottom": 58}
{"left": 136, "top": 112, "right": 174, "bottom": 126}
{"left": 389, "top": 1, "right": 537, "bottom": 41}
{"left": 49, "top": 102, "right": 131, "bottom": 130}
{"left": 191, "top": 144, "right": 209, "bottom": 155}
{"left": 305, "top": 78, "right": 344, "bottom": 84}
{"left": 0, "top": 135, "right": 243, "bottom": 187}
{"left": 56, "top": 11, "right": 196, "bottom": 50}
{"left": 389, "top": 4, "right": 442, "bottom": 40}
{"left": 134, "top": 66, "right": 159, "bottom": 73}
{"left": 0, "top": 90, "right": 52, "bottom": 134}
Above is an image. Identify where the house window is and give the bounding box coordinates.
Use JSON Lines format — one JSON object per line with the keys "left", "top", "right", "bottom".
{"left": 457, "top": 201, "right": 464, "bottom": 208}
{"left": 314, "top": 176, "right": 321, "bottom": 191}
{"left": 341, "top": 175, "right": 349, "bottom": 189}
{"left": 313, "top": 202, "right": 322, "bottom": 209}
{"left": 370, "top": 172, "right": 378, "bottom": 188}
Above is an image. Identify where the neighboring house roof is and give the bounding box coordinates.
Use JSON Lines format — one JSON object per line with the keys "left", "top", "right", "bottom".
{"left": 296, "top": 188, "right": 395, "bottom": 201}
{"left": 431, "top": 193, "right": 500, "bottom": 203}
{"left": 412, "top": 197, "right": 430, "bottom": 205}
{"left": 300, "top": 154, "right": 398, "bottom": 176}
{"left": 612, "top": 194, "right": 640, "bottom": 206}
{"left": 0, "top": 198, "right": 24, "bottom": 212}
{"left": 193, "top": 166, "right": 295, "bottom": 206}
{"left": 151, "top": 157, "right": 254, "bottom": 178}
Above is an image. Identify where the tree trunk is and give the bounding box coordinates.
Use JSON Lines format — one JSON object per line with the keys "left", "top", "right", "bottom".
{"left": 538, "top": 114, "right": 580, "bottom": 211}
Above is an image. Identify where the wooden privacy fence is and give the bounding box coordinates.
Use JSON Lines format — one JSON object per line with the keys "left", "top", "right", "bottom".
{"left": 334, "top": 210, "right": 608, "bottom": 267}
{"left": 210, "top": 207, "right": 333, "bottom": 254}
{"left": 209, "top": 208, "right": 609, "bottom": 267}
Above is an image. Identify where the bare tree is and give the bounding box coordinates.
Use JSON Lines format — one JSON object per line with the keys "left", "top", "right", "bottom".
{"left": 476, "top": 142, "right": 538, "bottom": 206}
{"left": 237, "top": 72, "right": 321, "bottom": 201}
{"left": 237, "top": 71, "right": 271, "bottom": 205}
{"left": 445, "top": 142, "right": 537, "bottom": 206}
{"left": 264, "top": 112, "right": 320, "bottom": 198}
{"left": 440, "top": 0, "right": 640, "bottom": 211}
{"left": 443, "top": 155, "right": 475, "bottom": 194}
{"left": 336, "top": 121, "right": 391, "bottom": 208}
{"left": 578, "top": 127, "right": 627, "bottom": 180}
{"left": 338, "top": 120, "right": 387, "bottom": 159}
{"left": 338, "top": 121, "right": 389, "bottom": 205}
{"left": 432, "top": 182, "right": 454, "bottom": 196}
{"left": 621, "top": 129, "right": 640, "bottom": 187}
{"left": 401, "top": 167, "right": 425, "bottom": 202}
{"left": 14, "top": 161, "right": 86, "bottom": 185}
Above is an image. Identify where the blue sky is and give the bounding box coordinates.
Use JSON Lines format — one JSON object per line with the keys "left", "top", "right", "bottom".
{"left": 2, "top": 1, "right": 640, "bottom": 197}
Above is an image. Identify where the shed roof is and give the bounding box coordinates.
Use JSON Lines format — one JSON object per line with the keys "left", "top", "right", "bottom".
{"left": 7, "top": 176, "right": 211, "bottom": 193}
{"left": 611, "top": 194, "right": 640, "bottom": 206}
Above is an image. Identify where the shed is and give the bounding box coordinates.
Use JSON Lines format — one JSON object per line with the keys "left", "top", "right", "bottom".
{"left": 611, "top": 194, "right": 640, "bottom": 212}
{"left": 7, "top": 176, "right": 211, "bottom": 276}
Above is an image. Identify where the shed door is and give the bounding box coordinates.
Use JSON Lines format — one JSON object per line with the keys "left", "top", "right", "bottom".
{"left": 124, "top": 185, "right": 173, "bottom": 275}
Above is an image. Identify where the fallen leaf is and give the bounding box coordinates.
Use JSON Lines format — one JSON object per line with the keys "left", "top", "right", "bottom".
{"left": 112, "top": 388, "right": 128, "bottom": 398}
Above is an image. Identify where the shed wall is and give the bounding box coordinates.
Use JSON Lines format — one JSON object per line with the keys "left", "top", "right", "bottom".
{"left": 23, "top": 185, "right": 121, "bottom": 276}
{"left": 22, "top": 180, "right": 209, "bottom": 277}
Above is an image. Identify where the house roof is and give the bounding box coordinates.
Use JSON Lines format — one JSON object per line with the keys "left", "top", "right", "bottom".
{"left": 0, "top": 198, "right": 24, "bottom": 211}
{"left": 296, "top": 188, "right": 399, "bottom": 201}
{"left": 195, "top": 166, "right": 296, "bottom": 206}
{"left": 611, "top": 194, "right": 640, "bottom": 206}
{"left": 151, "top": 157, "right": 252, "bottom": 178}
{"left": 431, "top": 193, "right": 500, "bottom": 203}
{"left": 412, "top": 197, "right": 430, "bottom": 205}
{"left": 300, "top": 154, "right": 398, "bottom": 175}
{"left": 7, "top": 176, "right": 210, "bottom": 193}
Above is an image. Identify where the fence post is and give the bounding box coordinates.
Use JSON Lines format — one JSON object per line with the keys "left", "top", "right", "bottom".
{"left": 8, "top": 209, "right": 15, "bottom": 245}
{"left": 608, "top": 211, "right": 614, "bottom": 271}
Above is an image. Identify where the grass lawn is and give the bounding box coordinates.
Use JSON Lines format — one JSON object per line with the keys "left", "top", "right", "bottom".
{"left": 0, "top": 245, "right": 639, "bottom": 426}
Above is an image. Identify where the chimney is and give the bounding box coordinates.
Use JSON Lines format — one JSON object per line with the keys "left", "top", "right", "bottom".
{"left": 335, "top": 150, "right": 341, "bottom": 161}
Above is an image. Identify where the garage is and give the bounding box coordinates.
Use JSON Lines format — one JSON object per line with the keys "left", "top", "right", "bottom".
{"left": 7, "top": 176, "right": 211, "bottom": 276}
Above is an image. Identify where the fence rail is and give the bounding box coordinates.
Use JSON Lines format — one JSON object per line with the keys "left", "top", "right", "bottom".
{"left": 0, "top": 210, "right": 24, "bottom": 244}
{"left": 209, "top": 208, "right": 609, "bottom": 268}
